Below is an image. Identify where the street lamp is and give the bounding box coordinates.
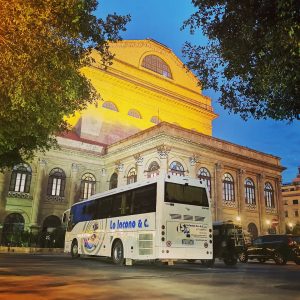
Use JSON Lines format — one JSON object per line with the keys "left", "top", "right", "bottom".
{"left": 288, "top": 222, "right": 294, "bottom": 232}
{"left": 266, "top": 220, "right": 271, "bottom": 234}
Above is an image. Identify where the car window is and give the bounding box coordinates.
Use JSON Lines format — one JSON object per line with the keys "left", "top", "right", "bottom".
{"left": 253, "top": 238, "right": 262, "bottom": 245}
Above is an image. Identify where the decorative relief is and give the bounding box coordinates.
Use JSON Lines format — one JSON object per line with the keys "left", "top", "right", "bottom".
{"left": 215, "top": 162, "right": 223, "bottom": 172}
{"left": 157, "top": 144, "right": 171, "bottom": 159}
{"left": 238, "top": 169, "right": 245, "bottom": 176}
{"left": 189, "top": 154, "right": 200, "bottom": 166}
{"left": 134, "top": 153, "right": 144, "bottom": 166}
{"left": 71, "top": 163, "right": 79, "bottom": 172}
{"left": 222, "top": 200, "right": 237, "bottom": 208}
{"left": 265, "top": 207, "right": 277, "bottom": 214}
{"left": 246, "top": 203, "right": 257, "bottom": 211}
{"left": 38, "top": 158, "right": 47, "bottom": 167}
{"left": 46, "top": 195, "right": 65, "bottom": 203}
{"left": 258, "top": 173, "right": 266, "bottom": 180}
{"left": 101, "top": 168, "right": 106, "bottom": 176}
{"left": 115, "top": 161, "right": 124, "bottom": 172}
{"left": 7, "top": 191, "right": 33, "bottom": 200}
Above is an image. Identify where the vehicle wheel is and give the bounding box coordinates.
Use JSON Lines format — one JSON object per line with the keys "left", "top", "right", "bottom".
{"left": 201, "top": 259, "right": 215, "bottom": 267}
{"left": 187, "top": 259, "right": 196, "bottom": 263}
{"left": 224, "top": 256, "right": 238, "bottom": 266}
{"left": 258, "top": 258, "right": 266, "bottom": 263}
{"left": 273, "top": 252, "right": 287, "bottom": 265}
{"left": 295, "top": 259, "right": 300, "bottom": 265}
{"left": 112, "top": 240, "right": 124, "bottom": 265}
{"left": 71, "top": 240, "right": 80, "bottom": 259}
{"left": 238, "top": 252, "right": 248, "bottom": 263}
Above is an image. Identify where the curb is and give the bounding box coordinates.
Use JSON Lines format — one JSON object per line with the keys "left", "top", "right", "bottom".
{"left": 0, "top": 246, "right": 64, "bottom": 254}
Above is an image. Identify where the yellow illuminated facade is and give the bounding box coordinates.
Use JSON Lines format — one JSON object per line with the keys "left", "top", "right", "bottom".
{"left": 67, "top": 39, "right": 217, "bottom": 145}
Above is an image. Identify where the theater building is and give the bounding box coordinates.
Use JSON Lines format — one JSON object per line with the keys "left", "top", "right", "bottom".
{"left": 0, "top": 40, "right": 285, "bottom": 244}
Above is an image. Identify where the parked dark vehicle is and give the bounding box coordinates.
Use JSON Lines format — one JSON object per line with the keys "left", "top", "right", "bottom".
{"left": 201, "top": 221, "right": 246, "bottom": 266}
{"left": 240, "top": 234, "right": 300, "bottom": 265}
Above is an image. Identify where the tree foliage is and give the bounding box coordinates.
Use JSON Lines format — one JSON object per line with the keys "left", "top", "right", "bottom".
{"left": 182, "top": 0, "right": 300, "bottom": 121}
{"left": 0, "top": 0, "right": 130, "bottom": 169}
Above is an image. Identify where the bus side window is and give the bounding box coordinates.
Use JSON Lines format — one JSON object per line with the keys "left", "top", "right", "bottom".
{"left": 121, "top": 191, "right": 133, "bottom": 216}
{"left": 98, "top": 197, "right": 112, "bottom": 219}
{"left": 111, "top": 194, "right": 122, "bottom": 217}
{"left": 133, "top": 184, "right": 156, "bottom": 214}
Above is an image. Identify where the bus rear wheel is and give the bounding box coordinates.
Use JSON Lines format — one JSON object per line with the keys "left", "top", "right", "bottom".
{"left": 112, "top": 240, "right": 124, "bottom": 265}
{"left": 71, "top": 240, "right": 80, "bottom": 259}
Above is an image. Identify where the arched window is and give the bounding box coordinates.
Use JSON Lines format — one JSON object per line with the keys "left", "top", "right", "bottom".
{"left": 102, "top": 101, "right": 118, "bottom": 112}
{"left": 128, "top": 109, "right": 142, "bottom": 119}
{"left": 247, "top": 223, "right": 258, "bottom": 239}
{"left": 198, "top": 167, "right": 211, "bottom": 196}
{"left": 47, "top": 168, "right": 66, "bottom": 197}
{"left": 80, "top": 173, "right": 96, "bottom": 200}
{"left": 147, "top": 161, "right": 160, "bottom": 178}
{"left": 169, "top": 161, "right": 184, "bottom": 176}
{"left": 245, "top": 178, "right": 256, "bottom": 205}
{"left": 223, "top": 173, "right": 235, "bottom": 201}
{"left": 141, "top": 55, "right": 172, "bottom": 79}
{"left": 109, "top": 173, "right": 118, "bottom": 190}
{"left": 2, "top": 213, "right": 25, "bottom": 246}
{"left": 150, "top": 116, "right": 160, "bottom": 124}
{"left": 9, "top": 163, "right": 32, "bottom": 193}
{"left": 42, "top": 215, "right": 61, "bottom": 231}
{"left": 127, "top": 168, "right": 137, "bottom": 184}
{"left": 264, "top": 182, "right": 274, "bottom": 208}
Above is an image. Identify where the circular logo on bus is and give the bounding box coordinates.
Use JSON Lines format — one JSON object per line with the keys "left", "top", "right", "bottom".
{"left": 166, "top": 240, "right": 172, "bottom": 247}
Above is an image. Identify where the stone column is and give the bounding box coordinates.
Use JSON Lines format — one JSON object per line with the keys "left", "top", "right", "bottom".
{"left": 257, "top": 173, "right": 266, "bottom": 235}
{"left": 237, "top": 169, "right": 245, "bottom": 222}
{"left": 30, "top": 158, "right": 47, "bottom": 228}
{"left": 134, "top": 153, "right": 145, "bottom": 181}
{"left": 189, "top": 154, "right": 200, "bottom": 179}
{"left": 115, "top": 161, "right": 125, "bottom": 187}
{"left": 68, "top": 163, "right": 79, "bottom": 208}
{"left": 214, "top": 162, "right": 223, "bottom": 222}
{"left": 275, "top": 177, "right": 285, "bottom": 234}
{"left": 157, "top": 144, "right": 171, "bottom": 176}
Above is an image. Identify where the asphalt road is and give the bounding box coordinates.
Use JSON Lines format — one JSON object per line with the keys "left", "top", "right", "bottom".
{"left": 0, "top": 253, "right": 299, "bottom": 300}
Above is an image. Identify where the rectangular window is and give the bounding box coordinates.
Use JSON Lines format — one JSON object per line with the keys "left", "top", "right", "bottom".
{"left": 132, "top": 184, "right": 157, "bottom": 214}
{"left": 295, "top": 210, "right": 299, "bottom": 217}
{"left": 293, "top": 199, "right": 299, "bottom": 205}
{"left": 285, "top": 211, "right": 288, "bottom": 218}
{"left": 165, "top": 182, "right": 209, "bottom": 207}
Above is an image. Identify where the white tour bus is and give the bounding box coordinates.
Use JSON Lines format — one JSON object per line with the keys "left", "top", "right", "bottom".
{"left": 63, "top": 174, "right": 213, "bottom": 265}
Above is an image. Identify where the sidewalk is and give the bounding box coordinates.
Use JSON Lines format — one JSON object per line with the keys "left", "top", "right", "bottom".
{"left": 0, "top": 246, "right": 64, "bottom": 254}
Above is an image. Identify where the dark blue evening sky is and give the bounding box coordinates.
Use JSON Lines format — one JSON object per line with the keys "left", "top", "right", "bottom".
{"left": 97, "top": 0, "right": 300, "bottom": 183}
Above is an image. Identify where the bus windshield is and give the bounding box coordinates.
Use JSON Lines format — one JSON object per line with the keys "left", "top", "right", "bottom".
{"left": 164, "top": 182, "right": 209, "bottom": 207}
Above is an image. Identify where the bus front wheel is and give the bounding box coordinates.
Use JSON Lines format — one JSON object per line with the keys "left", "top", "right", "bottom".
{"left": 71, "top": 240, "right": 80, "bottom": 259}
{"left": 112, "top": 240, "right": 124, "bottom": 265}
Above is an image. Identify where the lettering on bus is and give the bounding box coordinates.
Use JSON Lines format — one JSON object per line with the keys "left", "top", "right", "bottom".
{"left": 110, "top": 218, "right": 149, "bottom": 230}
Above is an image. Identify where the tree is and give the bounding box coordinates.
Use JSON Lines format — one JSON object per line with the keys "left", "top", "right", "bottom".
{"left": 0, "top": 0, "right": 130, "bottom": 169}
{"left": 182, "top": 0, "right": 300, "bottom": 121}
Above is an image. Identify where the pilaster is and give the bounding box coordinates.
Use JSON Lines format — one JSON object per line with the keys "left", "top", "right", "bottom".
{"left": 214, "top": 162, "right": 223, "bottom": 221}
{"left": 30, "top": 159, "right": 47, "bottom": 227}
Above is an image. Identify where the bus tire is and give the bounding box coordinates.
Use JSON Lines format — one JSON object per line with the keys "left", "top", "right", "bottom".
{"left": 112, "top": 240, "right": 124, "bottom": 265}
{"left": 71, "top": 240, "right": 80, "bottom": 259}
